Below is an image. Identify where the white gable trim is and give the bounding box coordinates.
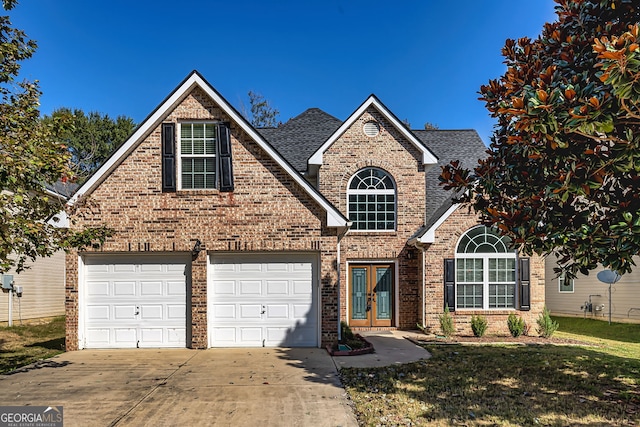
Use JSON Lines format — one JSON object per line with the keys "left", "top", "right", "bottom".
{"left": 308, "top": 95, "right": 439, "bottom": 167}
{"left": 68, "top": 71, "right": 348, "bottom": 228}
{"left": 417, "top": 203, "right": 460, "bottom": 244}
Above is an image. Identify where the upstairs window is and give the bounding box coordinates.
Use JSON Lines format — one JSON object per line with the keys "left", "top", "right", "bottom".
{"left": 179, "top": 123, "right": 217, "bottom": 189}
{"left": 347, "top": 168, "right": 396, "bottom": 231}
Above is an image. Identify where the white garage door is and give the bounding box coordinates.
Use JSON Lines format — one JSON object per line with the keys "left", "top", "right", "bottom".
{"left": 210, "top": 253, "right": 318, "bottom": 347}
{"left": 83, "top": 255, "right": 188, "bottom": 349}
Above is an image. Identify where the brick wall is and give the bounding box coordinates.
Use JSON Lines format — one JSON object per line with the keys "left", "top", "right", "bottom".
{"left": 66, "top": 87, "right": 339, "bottom": 350}
{"left": 319, "top": 107, "right": 426, "bottom": 329}
{"left": 422, "top": 207, "right": 546, "bottom": 336}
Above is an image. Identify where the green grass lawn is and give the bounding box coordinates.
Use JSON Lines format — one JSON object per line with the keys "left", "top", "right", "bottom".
{"left": 0, "top": 316, "right": 65, "bottom": 374}
{"left": 340, "top": 316, "right": 640, "bottom": 426}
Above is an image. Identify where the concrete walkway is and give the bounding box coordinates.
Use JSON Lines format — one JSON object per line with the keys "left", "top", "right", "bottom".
{"left": 331, "top": 330, "right": 431, "bottom": 369}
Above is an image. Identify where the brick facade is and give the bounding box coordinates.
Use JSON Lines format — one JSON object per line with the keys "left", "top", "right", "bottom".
{"left": 422, "top": 208, "right": 545, "bottom": 335}
{"left": 319, "top": 107, "right": 426, "bottom": 329}
{"left": 65, "top": 74, "right": 545, "bottom": 349}
{"left": 65, "top": 86, "right": 339, "bottom": 350}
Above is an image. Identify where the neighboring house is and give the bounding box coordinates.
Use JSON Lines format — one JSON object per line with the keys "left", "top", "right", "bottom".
{"left": 545, "top": 256, "right": 640, "bottom": 323}
{"left": 1, "top": 182, "right": 77, "bottom": 324}
{"left": 64, "top": 71, "right": 545, "bottom": 350}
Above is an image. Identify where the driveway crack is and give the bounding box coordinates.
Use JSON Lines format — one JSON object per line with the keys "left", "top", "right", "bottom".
{"left": 108, "top": 350, "right": 201, "bottom": 427}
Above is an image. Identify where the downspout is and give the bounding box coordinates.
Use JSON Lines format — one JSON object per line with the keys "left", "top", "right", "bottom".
{"left": 410, "top": 239, "right": 427, "bottom": 329}
{"left": 336, "top": 223, "right": 351, "bottom": 342}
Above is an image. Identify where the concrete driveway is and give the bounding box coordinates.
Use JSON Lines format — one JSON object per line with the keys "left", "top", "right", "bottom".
{"left": 0, "top": 348, "right": 358, "bottom": 426}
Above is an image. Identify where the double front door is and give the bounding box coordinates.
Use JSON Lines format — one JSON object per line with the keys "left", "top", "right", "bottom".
{"left": 349, "top": 264, "right": 393, "bottom": 327}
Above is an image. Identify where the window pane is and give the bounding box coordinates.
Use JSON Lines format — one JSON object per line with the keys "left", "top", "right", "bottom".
{"left": 192, "top": 124, "right": 204, "bottom": 138}
{"left": 193, "top": 174, "right": 204, "bottom": 188}
{"left": 182, "top": 159, "right": 192, "bottom": 173}
{"left": 457, "top": 284, "right": 482, "bottom": 308}
{"left": 181, "top": 141, "right": 192, "bottom": 155}
{"left": 489, "top": 284, "right": 515, "bottom": 308}
{"left": 193, "top": 139, "right": 205, "bottom": 155}
{"left": 181, "top": 124, "right": 191, "bottom": 139}
{"left": 193, "top": 159, "right": 205, "bottom": 173}
{"left": 182, "top": 174, "right": 193, "bottom": 189}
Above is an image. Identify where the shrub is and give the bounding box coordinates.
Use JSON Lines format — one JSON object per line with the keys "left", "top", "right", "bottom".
{"left": 507, "top": 313, "right": 526, "bottom": 337}
{"left": 471, "top": 315, "right": 488, "bottom": 337}
{"left": 439, "top": 306, "right": 455, "bottom": 337}
{"left": 536, "top": 307, "right": 559, "bottom": 338}
{"left": 339, "top": 321, "right": 364, "bottom": 349}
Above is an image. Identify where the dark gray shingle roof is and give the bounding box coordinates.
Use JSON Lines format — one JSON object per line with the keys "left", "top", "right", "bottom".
{"left": 45, "top": 181, "right": 80, "bottom": 200}
{"left": 259, "top": 106, "right": 487, "bottom": 232}
{"left": 258, "top": 108, "right": 342, "bottom": 172}
{"left": 413, "top": 129, "right": 487, "bottom": 229}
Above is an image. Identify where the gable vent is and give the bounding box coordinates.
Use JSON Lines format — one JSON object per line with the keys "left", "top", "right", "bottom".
{"left": 363, "top": 121, "right": 380, "bottom": 137}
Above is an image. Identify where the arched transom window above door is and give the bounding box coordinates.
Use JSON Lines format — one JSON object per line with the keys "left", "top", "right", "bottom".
{"left": 347, "top": 167, "right": 396, "bottom": 231}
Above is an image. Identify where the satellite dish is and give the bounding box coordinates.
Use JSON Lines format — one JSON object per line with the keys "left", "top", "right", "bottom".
{"left": 597, "top": 270, "right": 621, "bottom": 284}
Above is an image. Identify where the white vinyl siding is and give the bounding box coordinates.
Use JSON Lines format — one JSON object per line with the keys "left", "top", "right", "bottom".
{"left": 0, "top": 251, "right": 65, "bottom": 323}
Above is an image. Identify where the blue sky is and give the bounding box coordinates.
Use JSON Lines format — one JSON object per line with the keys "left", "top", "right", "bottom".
{"left": 9, "top": 1, "right": 557, "bottom": 145}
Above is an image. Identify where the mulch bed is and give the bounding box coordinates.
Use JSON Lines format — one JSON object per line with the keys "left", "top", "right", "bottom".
{"left": 407, "top": 333, "right": 591, "bottom": 346}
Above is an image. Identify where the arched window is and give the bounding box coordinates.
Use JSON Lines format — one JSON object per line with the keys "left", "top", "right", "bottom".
{"left": 347, "top": 168, "right": 396, "bottom": 231}
{"left": 455, "top": 226, "right": 516, "bottom": 309}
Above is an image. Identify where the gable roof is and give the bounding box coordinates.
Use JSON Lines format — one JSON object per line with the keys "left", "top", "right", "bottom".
{"left": 308, "top": 95, "right": 439, "bottom": 167}
{"left": 68, "top": 71, "right": 349, "bottom": 228}
{"left": 259, "top": 108, "right": 341, "bottom": 173}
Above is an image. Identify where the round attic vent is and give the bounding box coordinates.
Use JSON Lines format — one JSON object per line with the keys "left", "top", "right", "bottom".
{"left": 363, "top": 121, "right": 380, "bottom": 137}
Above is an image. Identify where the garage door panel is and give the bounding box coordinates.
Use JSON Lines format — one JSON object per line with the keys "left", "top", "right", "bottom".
{"left": 87, "top": 281, "right": 110, "bottom": 296}
{"left": 83, "top": 255, "right": 187, "bottom": 349}
{"left": 167, "top": 281, "right": 186, "bottom": 295}
{"left": 210, "top": 254, "right": 318, "bottom": 347}
{"left": 114, "top": 281, "right": 136, "bottom": 296}
{"left": 87, "top": 305, "right": 109, "bottom": 320}
{"left": 240, "top": 280, "right": 261, "bottom": 295}
{"left": 266, "top": 305, "right": 288, "bottom": 319}
{"left": 114, "top": 264, "right": 136, "bottom": 273}
{"left": 140, "top": 305, "right": 162, "bottom": 319}
{"left": 266, "top": 280, "right": 288, "bottom": 294}
{"left": 240, "top": 304, "right": 262, "bottom": 318}
{"left": 114, "top": 329, "right": 137, "bottom": 346}
{"left": 212, "top": 304, "right": 235, "bottom": 319}
{"left": 114, "top": 305, "right": 137, "bottom": 320}
{"left": 140, "top": 281, "right": 163, "bottom": 296}
{"left": 213, "top": 281, "right": 235, "bottom": 295}
{"left": 240, "top": 328, "right": 262, "bottom": 343}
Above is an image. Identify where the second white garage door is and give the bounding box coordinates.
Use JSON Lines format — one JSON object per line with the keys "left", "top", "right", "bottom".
{"left": 209, "top": 253, "right": 318, "bottom": 347}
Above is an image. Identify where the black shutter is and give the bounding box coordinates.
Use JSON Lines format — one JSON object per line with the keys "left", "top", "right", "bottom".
{"left": 519, "top": 258, "right": 531, "bottom": 311}
{"left": 161, "top": 123, "right": 176, "bottom": 192}
{"left": 444, "top": 258, "right": 455, "bottom": 311}
{"left": 218, "top": 122, "right": 234, "bottom": 192}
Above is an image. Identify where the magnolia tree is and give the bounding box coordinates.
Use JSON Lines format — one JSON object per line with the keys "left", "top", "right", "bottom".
{"left": 0, "top": 0, "right": 110, "bottom": 272}
{"left": 441, "top": 0, "right": 640, "bottom": 277}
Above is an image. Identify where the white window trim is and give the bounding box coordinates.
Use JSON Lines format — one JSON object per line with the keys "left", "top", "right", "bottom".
{"left": 177, "top": 121, "right": 218, "bottom": 191}
{"left": 455, "top": 252, "right": 517, "bottom": 310}
{"left": 558, "top": 272, "right": 575, "bottom": 293}
{"left": 346, "top": 168, "right": 397, "bottom": 232}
